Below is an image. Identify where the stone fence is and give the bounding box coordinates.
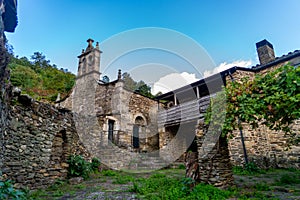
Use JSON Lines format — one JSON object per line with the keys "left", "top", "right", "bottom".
{"left": 0, "top": 93, "right": 89, "bottom": 188}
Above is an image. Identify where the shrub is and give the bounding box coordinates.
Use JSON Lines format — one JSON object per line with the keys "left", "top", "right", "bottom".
{"left": 233, "top": 162, "right": 262, "bottom": 175}
{"left": 67, "top": 155, "right": 91, "bottom": 180}
{"left": 90, "top": 158, "right": 101, "bottom": 172}
{"left": 0, "top": 178, "right": 26, "bottom": 200}
{"left": 244, "top": 162, "right": 260, "bottom": 174}
{"left": 178, "top": 164, "right": 186, "bottom": 169}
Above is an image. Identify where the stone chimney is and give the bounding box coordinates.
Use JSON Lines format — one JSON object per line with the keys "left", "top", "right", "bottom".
{"left": 256, "top": 39, "right": 275, "bottom": 65}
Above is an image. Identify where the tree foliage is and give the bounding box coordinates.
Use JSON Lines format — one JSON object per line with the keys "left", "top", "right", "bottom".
{"left": 122, "top": 72, "right": 153, "bottom": 98}
{"left": 206, "top": 64, "right": 300, "bottom": 139}
{"left": 8, "top": 52, "right": 76, "bottom": 102}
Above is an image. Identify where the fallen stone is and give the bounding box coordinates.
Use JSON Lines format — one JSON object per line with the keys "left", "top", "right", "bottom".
{"left": 69, "top": 177, "right": 84, "bottom": 185}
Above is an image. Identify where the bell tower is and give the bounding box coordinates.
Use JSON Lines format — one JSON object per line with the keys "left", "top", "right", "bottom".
{"left": 77, "top": 38, "right": 102, "bottom": 80}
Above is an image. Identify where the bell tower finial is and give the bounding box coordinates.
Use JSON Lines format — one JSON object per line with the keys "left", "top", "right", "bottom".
{"left": 118, "top": 69, "right": 122, "bottom": 80}
{"left": 86, "top": 38, "right": 95, "bottom": 52}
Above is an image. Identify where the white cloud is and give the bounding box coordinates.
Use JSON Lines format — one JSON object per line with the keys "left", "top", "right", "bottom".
{"left": 151, "top": 72, "right": 199, "bottom": 95}
{"left": 203, "top": 60, "right": 252, "bottom": 77}
{"left": 151, "top": 60, "right": 253, "bottom": 95}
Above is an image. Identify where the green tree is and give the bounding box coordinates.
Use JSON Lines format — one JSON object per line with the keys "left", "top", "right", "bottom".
{"left": 136, "top": 80, "right": 153, "bottom": 98}
{"left": 122, "top": 72, "right": 136, "bottom": 91}
{"left": 31, "top": 51, "right": 50, "bottom": 69}
{"left": 122, "top": 72, "right": 153, "bottom": 98}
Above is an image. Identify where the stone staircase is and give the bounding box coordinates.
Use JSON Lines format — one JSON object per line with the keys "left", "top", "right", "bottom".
{"left": 126, "top": 152, "right": 170, "bottom": 171}
{"left": 93, "top": 143, "right": 170, "bottom": 171}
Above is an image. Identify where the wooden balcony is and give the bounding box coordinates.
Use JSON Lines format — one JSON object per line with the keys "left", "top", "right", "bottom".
{"left": 158, "top": 95, "right": 213, "bottom": 127}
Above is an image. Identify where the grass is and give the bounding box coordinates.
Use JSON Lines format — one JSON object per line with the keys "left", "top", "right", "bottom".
{"left": 128, "top": 172, "right": 233, "bottom": 200}
{"left": 254, "top": 182, "right": 271, "bottom": 191}
{"left": 112, "top": 175, "right": 134, "bottom": 184}
{"left": 26, "top": 167, "right": 300, "bottom": 199}
{"left": 101, "top": 170, "right": 118, "bottom": 177}
{"left": 232, "top": 162, "right": 266, "bottom": 175}
{"left": 275, "top": 173, "right": 300, "bottom": 185}
{"left": 74, "top": 184, "right": 87, "bottom": 189}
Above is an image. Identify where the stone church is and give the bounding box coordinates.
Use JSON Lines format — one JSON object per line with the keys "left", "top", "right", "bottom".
{"left": 60, "top": 39, "right": 198, "bottom": 169}
{"left": 61, "top": 39, "right": 162, "bottom": 163}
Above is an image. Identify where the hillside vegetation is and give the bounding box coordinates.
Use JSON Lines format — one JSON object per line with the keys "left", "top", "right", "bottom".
{"left": 8, "top": 52, "right": 76, "bottom": 102}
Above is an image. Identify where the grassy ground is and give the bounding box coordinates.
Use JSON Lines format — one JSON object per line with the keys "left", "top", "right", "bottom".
{"left": 26, "top": 167, "right": 300, "bottom": 200}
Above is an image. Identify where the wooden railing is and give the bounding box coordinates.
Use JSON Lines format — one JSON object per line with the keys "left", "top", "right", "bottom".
{"left": 158, "top": 95, "right": 213, "bottom": 126}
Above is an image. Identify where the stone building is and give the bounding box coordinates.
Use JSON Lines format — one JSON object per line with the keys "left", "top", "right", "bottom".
{"left": 227, "top": 40, "right": 300, "bottom": 169}
{"left": 60, "top": 39, "right": 165, "bottom": 170}
{"left": 157, "top": 39, "right": 300, "bottom": 174}
{"left": 154, "top": 39, "right": 300, "bottom": 187}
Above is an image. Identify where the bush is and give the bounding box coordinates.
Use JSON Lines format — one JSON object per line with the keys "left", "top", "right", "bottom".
{"left": 90, "top": 158, "right": 101, "bottom": 172}
{"left": 0, "top": 178, "right": 26, "bottom": 200}
{"left": 67, "top": 155, "right": 91, "bottom": 180}
{"left": 178, "top": 164, "right": 186, "bottom": 169}
{"left": 233, "top": 162, "right": 262, "bottom": 175}
{"left": 244, "top": 162, "right": 260, "bottom": 174}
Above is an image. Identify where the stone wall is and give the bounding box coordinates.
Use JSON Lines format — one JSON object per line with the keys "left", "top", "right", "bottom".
{"left": 185, "top": 121, "right": 234, "bottom": 188}
{"left": 0, "top": 22, "right": 90, "bottom": 188}
{"left": 1, "top": 94, "right": 89, "bottom": 189}
{"left": 228, "top": 121, "right": 300, "bottom": 169}
{"left": 128, "top": 92, "right": 159, "bottom": 151}
{"left": 0, "top": 22, "right": 11, "bottom": 179}
{"left": 94, "top": 80, "right": 159, "bottom": 152}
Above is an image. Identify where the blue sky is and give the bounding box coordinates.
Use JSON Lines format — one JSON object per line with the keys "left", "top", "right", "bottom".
{"left": 6, "top": 0, "right": 300, "bottom": 92}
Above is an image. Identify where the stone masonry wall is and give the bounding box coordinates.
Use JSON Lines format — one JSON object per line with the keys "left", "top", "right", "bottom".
{"left": 0, "top": 22, "right": 11, "bottom": 179}
{"left": 0, "top": 23, "right": 90, "bottom": 188}
{"left": 186, "top": 120, "right": 234, "bottom": 188}
{"left": 1, "top": 94, "right": 89, "bottom": 189}
{"left": 128, "top": 92, "right": 159, "bottom": 151}
{"left": 228, "top": 121, "right": 300, "bottom": 169}
{"left": 95, "top": 82, "right": 116, "bottom": 116}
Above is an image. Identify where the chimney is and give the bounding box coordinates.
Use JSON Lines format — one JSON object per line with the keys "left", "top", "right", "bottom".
{"left": 256, "top": 39, "right": 275, "bottom": 65}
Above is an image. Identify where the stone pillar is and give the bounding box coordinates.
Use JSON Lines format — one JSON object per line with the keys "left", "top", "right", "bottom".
{"left": 197, "top": 134, "right": 234, "bottom": 188}
{"left": 185, "top": 122, "right": 234, "bottom": 189}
